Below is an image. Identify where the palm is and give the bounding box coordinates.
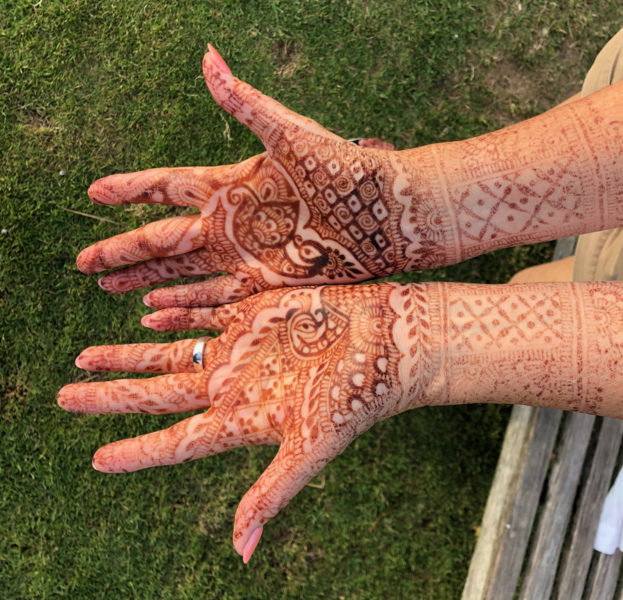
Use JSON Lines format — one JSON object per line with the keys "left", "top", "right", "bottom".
{"left": 58, "top": 283, "right": 403, "bottom": 560}
{"left": 77, "top": 46, "right": 402, "bottom": 308}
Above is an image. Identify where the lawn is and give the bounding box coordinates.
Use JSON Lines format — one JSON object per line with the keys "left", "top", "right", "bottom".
{"left": 2, "top": 1, "right": 622, "bottom": 598}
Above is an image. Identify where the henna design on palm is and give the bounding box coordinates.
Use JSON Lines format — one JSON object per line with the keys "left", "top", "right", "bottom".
{"left": 59, "top": 283, "right": 405, "bottom": 562}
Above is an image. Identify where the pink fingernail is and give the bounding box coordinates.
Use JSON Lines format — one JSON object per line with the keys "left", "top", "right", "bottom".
{"left": 74, "top": 352, "right": 86, "bottom": 369}
{"left": 208, "top": 44, "right": 232, "bottom": 75}
{"left": 142, "top": 293, "right": 153, "bottom": 307}
{"left": 242, "top": 526, "right": 263, "bottom": 564}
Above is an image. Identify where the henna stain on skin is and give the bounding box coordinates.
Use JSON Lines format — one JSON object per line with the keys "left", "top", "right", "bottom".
{"left": 79, "top": 49, "right": 623, "bottom": 309}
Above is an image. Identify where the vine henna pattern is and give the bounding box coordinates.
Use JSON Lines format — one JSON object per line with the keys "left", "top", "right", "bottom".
{"left": 391, "top": 281, "right": 623, "bottom": 417}
{"left": 59, "top": 281, "right": 623, "bottom": 561}
{"left": 76, "top": 46, "right": 623, "bottom": 308}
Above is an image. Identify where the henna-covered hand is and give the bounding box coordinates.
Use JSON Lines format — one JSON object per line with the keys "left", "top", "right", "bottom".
{"left": 59, "top": 280, "right": 623, "bottom": 560}
{"left": 77, "top": 45, "right": 623, "bottom": 309}
{"left": 77, "top": 46, "right": 410, "bottom": 309}
{"left": 58, "top": 283, "right": 407, "bottom": 562}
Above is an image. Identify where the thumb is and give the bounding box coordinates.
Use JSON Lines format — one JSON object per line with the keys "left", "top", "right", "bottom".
{"left": 203, "top": 45, "right": 342, "bottom": 153}
{"left": 233, "top": 435, "right": 337, "bottom": 563}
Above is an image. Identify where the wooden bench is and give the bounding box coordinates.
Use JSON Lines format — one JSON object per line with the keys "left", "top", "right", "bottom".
{"left": 462, "top": 238, "right": 623, "bottom": 600}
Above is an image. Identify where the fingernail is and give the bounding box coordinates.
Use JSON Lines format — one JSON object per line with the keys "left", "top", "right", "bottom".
{"left": 57, "top": 385, "right": 73, "bottom": 409}
{"left": 242, "top": 526, "right": 263, "bottom": 564}
{"left": 207, "top": 44, "right": 232, "bottom": 75}
{"left": 140, "top": 314, "right": 156, "bottom": 329}
{"left": 92, "top": 448, "right": 108, "bottom": 472}
{"left": 142, "top": 293, "right": 153, "bottom": 307}
{"left": 87, "top": 182, "right": 104, "bottom": 204}
{"left": 75, "top": 351, "right": 86, "bottom": 369}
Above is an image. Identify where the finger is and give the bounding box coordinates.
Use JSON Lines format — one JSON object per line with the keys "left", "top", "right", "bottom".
{"left": 143, "top": 273, "right": 254, "bottom": 309}
{"left": 90, "top": 407, "right": 279, "bottom": 473}
{"left": 203, "top": 45, "right": 342, "bottom": 152}
{"left": 97, "top": 248, "right": 221, "bottom": 294}
{"left": 232, "top": 439, "right": 332, "bottom": 562}
{"left": 76, "top": 214, "right": 206, "bottom": 274}
{"left": 57, "top": 373, "right": 208, "bottom": 414}
{"left": 141, "top": 305, "right": 241, "bottom": 332}
{"left": 74, "top": 338, "right": 215, "bottom": 373}
{"left": 356, "top": 137, "right": 397, "bottom": 151}
{"left": 88, "top": 166, "right": 235, "bottom": 209}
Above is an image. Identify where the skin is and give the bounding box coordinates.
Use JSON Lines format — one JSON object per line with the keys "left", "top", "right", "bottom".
{"left": 76, "top": 46, "right": 623, "bottom": 308}
{"left": 65, "top": 46, "right": 623, "bottom": 561}
{"left": 59, "top": 281, "right": 623, "bottom": 561}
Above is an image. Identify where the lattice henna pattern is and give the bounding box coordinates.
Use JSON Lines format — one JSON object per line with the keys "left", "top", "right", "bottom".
{"left": 398, "top": 84, "right": 623, "bottom": 269}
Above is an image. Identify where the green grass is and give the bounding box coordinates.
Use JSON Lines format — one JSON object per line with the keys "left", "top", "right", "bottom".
{"left": 2, "top": 1, "right": 622, "bottom": 598}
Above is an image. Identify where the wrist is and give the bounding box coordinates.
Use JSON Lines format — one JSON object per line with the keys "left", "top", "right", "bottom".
{"left": 391, "top": 83, "right": 623, "bottom": 271}
{"left": 389, "top": 148, "right": 460, "bottom": 272}
{"left": 388, "top": 281, "right": 444, "bottom": 414}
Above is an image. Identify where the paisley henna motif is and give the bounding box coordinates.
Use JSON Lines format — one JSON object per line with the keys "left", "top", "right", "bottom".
{"left": 59, "top": 283, "right": 405, "bottom": 560}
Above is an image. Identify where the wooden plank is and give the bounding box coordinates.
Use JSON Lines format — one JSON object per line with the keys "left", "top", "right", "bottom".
{"left": 557, "top": 418, "right": 623, "bottom": 599}
{"left": 518, "top": 412, "right": 595, "bottom": 600}
{"left": 462, "top": 405, "right": 537, "bottom": 599}
{"left": 487, "top": 408, "right": 563, "bottom": 599}
{"left": 588, "top": 551, "right": 622, "bottom": 600}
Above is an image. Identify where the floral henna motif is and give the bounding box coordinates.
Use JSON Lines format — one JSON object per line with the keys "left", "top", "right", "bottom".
{"left": 78, "top": 47, "right": 411, "bottom": 305}
{"left": 59, "top": 282, "right": 406, "bottom": 560}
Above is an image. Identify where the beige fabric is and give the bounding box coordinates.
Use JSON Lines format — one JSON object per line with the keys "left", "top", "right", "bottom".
{"left": 573, "top": 228, "right": 623, "bottom": 282}
{"left": 573, "top": 28, "right": 623, "bottom": 282}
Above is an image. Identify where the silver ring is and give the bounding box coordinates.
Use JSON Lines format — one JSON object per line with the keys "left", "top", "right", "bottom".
{"left": 192, "top": 337, "right": 208, "bottom": 372}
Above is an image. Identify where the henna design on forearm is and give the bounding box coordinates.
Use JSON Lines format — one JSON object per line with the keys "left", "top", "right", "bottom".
{"left": 392, "top": 281, "right": 623, "bottom": 419}
{"left": 79, "top": 51, "right": 623, "bottom": 305}
{"left": 60, "top": 280, "right": 623, "bottom": 560}
{"left": 397, "top": 82, "right": 623, "bottom": 269}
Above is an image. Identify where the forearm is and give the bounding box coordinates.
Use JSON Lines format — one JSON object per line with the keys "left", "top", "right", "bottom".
{"left": 393, "top": 80, "right": 623, "bottom": 270}
{"left": 390, "top": 281, "right": 623, "bottom": 418}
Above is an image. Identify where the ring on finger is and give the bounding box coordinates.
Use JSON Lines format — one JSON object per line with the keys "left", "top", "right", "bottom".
{"left": 192, "top": 337, "right": 209, "bottom": 372}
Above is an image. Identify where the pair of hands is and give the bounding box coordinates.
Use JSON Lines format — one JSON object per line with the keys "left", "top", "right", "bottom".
{"left": 59, "top": 46, "right": 412, "bottom": 562}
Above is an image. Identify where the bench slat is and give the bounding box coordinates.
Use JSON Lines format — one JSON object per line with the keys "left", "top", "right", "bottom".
{"left": 519, "top": 413, "right": 595, "bottom": 600}
{"left": 588, "top": 551, "right": 622, "bottom": 600}
{"left": 488, "top": 408, "right": 562, "bottom": 598}
{"left": 557, "top": 418, "right": 623, "bottom": 599}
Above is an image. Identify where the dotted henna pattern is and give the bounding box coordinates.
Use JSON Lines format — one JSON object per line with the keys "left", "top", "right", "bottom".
{"left": 61, "top": 280, "right": 623, "bottom": 558}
